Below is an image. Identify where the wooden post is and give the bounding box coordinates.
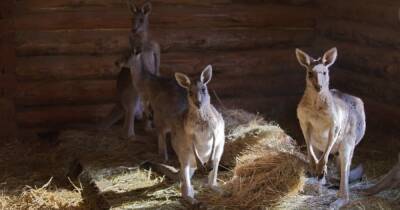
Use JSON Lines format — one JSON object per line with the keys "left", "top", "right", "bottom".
{"left": 0, "top": 0, "right": 17, "bottom": 141}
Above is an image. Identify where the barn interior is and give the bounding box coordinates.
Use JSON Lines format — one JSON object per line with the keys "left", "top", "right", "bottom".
{"left": 0, "top": 0, "right": 399, "bottom": 209}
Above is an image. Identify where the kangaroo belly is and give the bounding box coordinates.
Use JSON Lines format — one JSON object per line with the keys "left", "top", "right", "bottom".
{"left": 193, "top": 131, "right": 214, "bottom": 164}
{"left": 309, "top": 119, "right": 340, "bottom": 153}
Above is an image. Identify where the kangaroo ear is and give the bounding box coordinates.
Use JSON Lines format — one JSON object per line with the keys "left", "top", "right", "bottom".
{"left": 175, "top": 72, "right": 191, "bottom": 89}
{"left": 142, "top": 1, "right": 152, "bottom": 15}
{"left": 128, "top": 0, "right": 138, "bottom": 14}
{"left": 323, "top": 47, "right": 338, "bottom": 68}
{"left": 200, "top": 65, "right": 213, "bottom": 85}
{"left": 295, "top": 48, "right": 311, "bottom": 68}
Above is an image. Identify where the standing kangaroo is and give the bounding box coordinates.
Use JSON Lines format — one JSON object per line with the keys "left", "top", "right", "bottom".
{"left": 122, "top": 51, "right": 187, "bottom": 161}
{"left": 174, "top": 65, "right": 225, "bottom": 204}
{"left": 98, "top": 1, "right": 160, "bottom": 139}
{"left": 363, "top": 153, "right": 400, "bottom": 195}
{"left": 295, "top": 48, "right": 366, "bottom": 209}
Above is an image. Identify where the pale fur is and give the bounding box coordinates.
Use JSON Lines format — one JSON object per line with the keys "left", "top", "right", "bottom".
{"left": 363, "top": 153, "right": 400, "bottom": 195}
{"left": 296, "top": 47, "right": 366, "bottom": 209}
{"left": 173, "top": 65, "right": 225, "bottom": 204}
{"left": 97, "top": 1, "right": 160, "bottom": 139}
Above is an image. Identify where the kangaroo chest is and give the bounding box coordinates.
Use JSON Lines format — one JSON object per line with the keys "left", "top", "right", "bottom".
{"left": 185, "top": 110, "right": 216, "bottom": 163}
{"left": 299, "top": 100, "right": 346, "bottom": 153}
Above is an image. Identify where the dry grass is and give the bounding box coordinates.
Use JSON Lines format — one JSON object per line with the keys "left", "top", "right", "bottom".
{"left": 0, "top": 178, "right": 83, "bottom": 210}
{"left": 220, "top": 109, "right": 298, "bottom": 168}
{"left": 0, "top": 109, "right": 399, "bottom": 209}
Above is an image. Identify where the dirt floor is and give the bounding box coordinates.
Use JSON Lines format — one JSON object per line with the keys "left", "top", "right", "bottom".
{"left": 0, "top": 109, "right": 399, "bottom": 209}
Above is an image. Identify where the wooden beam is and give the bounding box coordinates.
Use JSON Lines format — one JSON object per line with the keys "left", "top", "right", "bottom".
{"left": 315, "top": 38, "right": 400, "bottom": 81}
{"left": 15, "top": 80, "right": 117, "bottom": 106}
{"left": 16, "top": 49, "right": 303, "bottom": 81}
{"left": 14, "top": 4, "right": 315, "bottom": 30}
{"left": 321, "top": 0, "right": 400, "bottom": 28}
{"left": 17, "top": 103, "right": 113, "bottom": 128}
{"left": 16, "top": 28, "right": 314, "bottom": 56}
{"left": 318, "top": 18, "right": 400, "bottom": 49}
{"left": 16, "top": 0, "right": 314, "bottom": 9}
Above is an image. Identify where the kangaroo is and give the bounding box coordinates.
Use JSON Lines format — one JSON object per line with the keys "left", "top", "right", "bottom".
{"left": 295, "top": 47, "right": 366, "bottom": 209}
{"left": 173, "top": 65, "right": 225, "bottom": 204}
{"left": 97, "top": 1, "right": 160, "bottom": 139}
{"left": 363, "top": 153, "right": 400, "bottom": 195}
{"left": 122, "top": 51, "right": 187, "bottom": 161}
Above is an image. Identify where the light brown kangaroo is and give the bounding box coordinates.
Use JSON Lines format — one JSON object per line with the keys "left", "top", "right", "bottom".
{"left": 173, "top": 65, "right": 225, "bottom": 205}
{"left": 98, "top": 1, "right": 160, "bottom": 139}
{"left": 296, "top": 47, "right": 366, "bottom": 209}
{"left": 123, "top": 51, "right": 187, "bottom": 161}
{"left": 363, "top": 153, "right": 400, "bottom": 195}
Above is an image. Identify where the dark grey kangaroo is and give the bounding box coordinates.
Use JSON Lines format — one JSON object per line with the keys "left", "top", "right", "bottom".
{"left": 98, "top": 1, "right": 160, "bottom": 139}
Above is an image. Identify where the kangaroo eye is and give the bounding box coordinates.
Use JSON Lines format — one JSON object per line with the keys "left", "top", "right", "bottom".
{"left": 323, "top": 72, "right": 327, "bottom": 75}
{"left": 308, "top": 72, "right": 313, "bottom": 78}
{"left": 201, "top": 88, "right": 206, "bottom": 93}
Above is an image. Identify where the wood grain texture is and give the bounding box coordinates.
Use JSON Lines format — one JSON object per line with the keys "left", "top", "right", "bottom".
{"left": 15, "top": 71, "right": 304, "bottom": 106}
{"left": 17, "top": 103, "right": 113, "bottom": 128}
{"left": 16, "top": 49, "right": 303, "bottom": 81}
{"left": 16, "top": 0, "right": 314, "bottom": 9}
{"left": 15, "top": 80, "right": 117, "bottom": 106}
{"left": 16, "top": 28, "right": 314, "bottom": 56}
{"left": 318, "top": 19, "right": 400, "bottom": 49}
{"left": 14, "top": 4, "right": 315, "bottom": 30}
{"left": 315, "top": 38, "right": 400, "bottom": 81}
{"left": 321, "top": 0, "right": 400, "bottom": 28}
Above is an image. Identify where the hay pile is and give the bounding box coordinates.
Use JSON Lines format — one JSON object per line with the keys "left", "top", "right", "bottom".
{"left": 198, "top": 109, "right": 306, "bottom": 209}
{"left": 0, "top": 178, "right": 83, "bottom": 210}
{"left": 220, "top": 109, "right": 299, "bottom": 168}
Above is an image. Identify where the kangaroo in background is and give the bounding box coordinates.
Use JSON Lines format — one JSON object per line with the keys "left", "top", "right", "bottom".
{"left": 363, "top": 153, "right": 400, "bottom": 195}
{"left": 174, "top": 65, "right": 225, "bottom": 204}
{"left": 98, "top": 1, "right": 160, "bottom": 139}
{"left": 296, "top": 48, "right": 366, "bottom": 209}
{"left": 122, "top": 51, "right": 187, "bottom": 161}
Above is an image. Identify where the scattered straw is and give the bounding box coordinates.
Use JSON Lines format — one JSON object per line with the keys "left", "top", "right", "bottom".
{"left": 0, "top": 177, "right": 83, "bottom": 210}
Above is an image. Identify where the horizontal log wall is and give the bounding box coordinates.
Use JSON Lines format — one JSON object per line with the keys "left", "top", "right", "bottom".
{"left": 15, "top": 0, "right": 316, "bottom": 132}
{"left": 316, "top": 0, "right": 400, "bottom": 131}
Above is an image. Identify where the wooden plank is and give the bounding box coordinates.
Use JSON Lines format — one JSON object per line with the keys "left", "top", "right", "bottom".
{"left": 315, "top": 38, "right": 400, "bottom": 81}
{"left": 14, "top": 4, "right": 315, "bottom": 30}
{"left": 332, "top": 70, "right": 400, "bottom": 106}
{"left": 15, "top": 71, "right": 303, "bottom": 106}
{"left": 16, "top": 28, "right": 314, "bottom": 56}
{"left": 16, "top": 94, "right": 303, "bottom": 129}
{"left": 318, "top": 18, "right": 400, "bottom": 49}
{"left": 16, "top": 49, "right": 304, "bottom": 81}
{"left": 16, "top": 0, "right": 314, "bottom": 9}
{"left": 321, "top": 0, "right": 400, "bottom": 28}
{"left": 16, "top": 0, "right": 231, "bottom": 9}
{"left": 0, "top": 99, "right": 17, "bottom": 137}
{"left": 17, "top": 103, "right": 113, "bottom": 128}
{"left": 15, "top": 80, "right": 117, "bottom": 106}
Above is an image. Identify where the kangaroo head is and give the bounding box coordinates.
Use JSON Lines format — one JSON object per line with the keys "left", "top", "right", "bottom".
{"left": 128, "top": 0, "right": 152, "bottom": 33}
{"left": 295, "top": 47, "right": 337, "bottom": 92}
{"left": 175, "top": 65, "right": 213, "bottom": 109}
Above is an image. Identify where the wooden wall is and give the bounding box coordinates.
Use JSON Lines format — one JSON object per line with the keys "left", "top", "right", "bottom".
{"left": 0, "top": 0, "right": 17, "bottom": 140}
{"left": 14, "top": 0, "right": 316, "bottom": 133}
{"left": 316, "top": 0, "right": 400, "bottom": 132}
